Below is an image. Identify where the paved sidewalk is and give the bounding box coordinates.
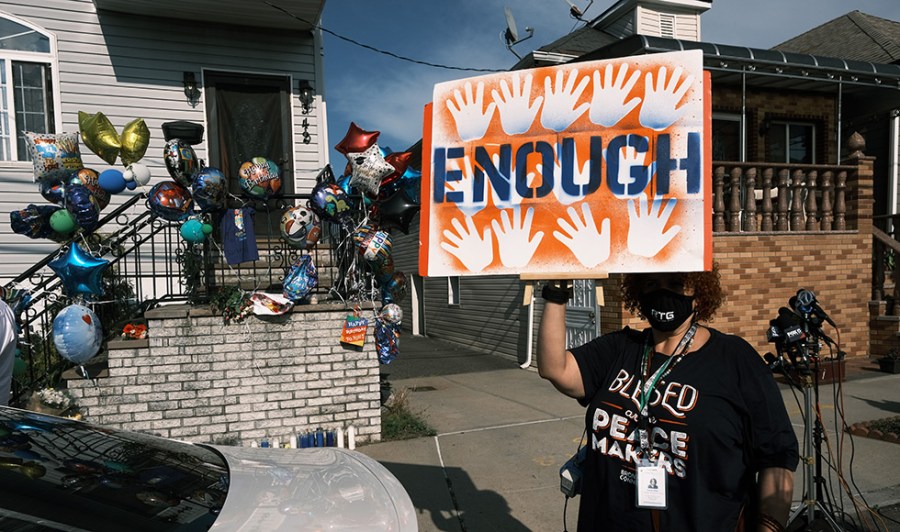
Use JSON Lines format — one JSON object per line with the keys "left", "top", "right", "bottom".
{"left": 360, "top": 336, "right": 900, "bottom": 532}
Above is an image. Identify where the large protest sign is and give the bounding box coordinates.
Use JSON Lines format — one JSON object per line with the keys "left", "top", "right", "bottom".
{"left": 419, "top": 50, "right": 711, "bottom": 277}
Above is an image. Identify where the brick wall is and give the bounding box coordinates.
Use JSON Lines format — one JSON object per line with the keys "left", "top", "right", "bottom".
{"left": 66, "top": 303, "right": 382, "bottom": 446}
{"left": 595, "top": 155, "right": 875, "bottom": 358}
{"left": 713, "top": 86, "right": 836, "bottom": 163}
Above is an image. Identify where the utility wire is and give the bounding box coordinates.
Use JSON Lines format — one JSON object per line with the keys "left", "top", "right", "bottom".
{"left": 263, "top": 1, "right": 503, "bottom": 73}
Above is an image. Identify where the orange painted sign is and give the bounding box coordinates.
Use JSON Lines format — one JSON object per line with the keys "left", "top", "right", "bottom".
{"left": 419, "top": 50, "right": 711, "bottom": 277}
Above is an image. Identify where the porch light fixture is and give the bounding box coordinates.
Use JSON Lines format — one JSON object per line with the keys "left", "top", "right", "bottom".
{"left": 298, "top": 80, "right": 314, "bottom": 114}
{"left": 298, "top": 80, "right": 315, "bottom": 144}
{"left": 183, "top": 72, "right": 201, "bottom": 105}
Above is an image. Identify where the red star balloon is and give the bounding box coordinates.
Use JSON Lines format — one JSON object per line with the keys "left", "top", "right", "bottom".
{"left": 335, "top": 122, "right": 380, "bottom": 156}
{"left": 382, "top": 151, "right": 412, "bottom": 186}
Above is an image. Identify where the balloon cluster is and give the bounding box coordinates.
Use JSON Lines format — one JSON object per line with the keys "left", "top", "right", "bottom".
{"left": 12, "top": 113, "right": 155, "bottom": 241}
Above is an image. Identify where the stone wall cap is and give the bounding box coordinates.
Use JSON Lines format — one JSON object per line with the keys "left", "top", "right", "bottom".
{"left": 108, "top": 338, "right": 149, "bottom": 350}
{"left": 145, "top": 305, "right": 192, "bottom": 319}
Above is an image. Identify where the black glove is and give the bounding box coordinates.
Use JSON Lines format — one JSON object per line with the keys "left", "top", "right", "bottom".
{"left": 541, "top": 281, "right": 573, "bottom": 304}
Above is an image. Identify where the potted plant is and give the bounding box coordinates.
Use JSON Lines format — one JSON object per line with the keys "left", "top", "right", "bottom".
{"left": 878, "top": 351, "right": 900, "bottom": 374}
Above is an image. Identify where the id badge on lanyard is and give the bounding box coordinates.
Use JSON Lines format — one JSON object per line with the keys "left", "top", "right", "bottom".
{"left": 636, "top": 457, "right": 668, "bottom": 509}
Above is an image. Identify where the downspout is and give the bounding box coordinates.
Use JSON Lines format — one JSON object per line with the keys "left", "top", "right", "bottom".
{"left": 313, "top": 9, "right": 329, "bottom": 168}
{"left": 741, "top": 67, "right": 747, "bottom": 162}
{"left": 836, "top": 80, "right": 843, "bottom": 164}
{"left": 520, "top": 289, "right": 535, "bottom": 369}
{"left": 890, "top": 110, "right": 900, "bottom": 220}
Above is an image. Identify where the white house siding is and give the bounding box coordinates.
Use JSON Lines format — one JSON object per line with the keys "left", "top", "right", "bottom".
{"left": 602, "top": 13, "right": 635, "bottom": 39}
{"left": 0, "top": 0, "right": 326, "bottom": 283}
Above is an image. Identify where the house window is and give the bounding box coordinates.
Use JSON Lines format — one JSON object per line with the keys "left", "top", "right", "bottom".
{"left": 0, "top": 16, "right": 57, "bottom": 162}
{"left": 448, "top": 277, "right": 460, "bottom": 306}
{"left": 767, "top": 122, "right": 815, "bottom": 164}
{"left": 712, "top": 113, "right": 743, "bottom": 162}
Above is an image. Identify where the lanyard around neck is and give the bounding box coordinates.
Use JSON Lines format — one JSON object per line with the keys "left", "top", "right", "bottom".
{"left": 638, "top": 323, "right": 698, "bottom": 414}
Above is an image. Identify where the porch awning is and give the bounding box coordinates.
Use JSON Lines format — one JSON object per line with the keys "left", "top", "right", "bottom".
{"left": 578, "top": 34, "right": 900, "bottom": 95}
{"left": 92, "top": 0, "right": 325, "bottom": 31}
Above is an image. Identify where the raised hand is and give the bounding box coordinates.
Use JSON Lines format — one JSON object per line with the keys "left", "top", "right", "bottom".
{"left": 446, "top": 81, "right": 497, "bottom": 141}
{"left": 441, "top": 216, "right": 493, "bottom": 272}
{"left": 639, "top": 66, "right": 695, "bottom": 131}
{"left": 627, "top": 194, "right": 681, "bottom": 257}
{"left": 546, "top": 142, "right": 592, "bottom": 205}
{"left": 540, "top": 68, "right": 591, "bottom": 132}
{"left": 491, "top": 206, "right": 544, "bottom": 268}
{"left": 589, "top": 63, "right": 642, "bottom": 127}
{"left": 553, "top": 203, "right": 611, "bottom": 268}
{"left": 492, "top": 72, "right": 543, "bottom": 135}
{"left": 444, "top": 155, "right": 487, "bottom": 217}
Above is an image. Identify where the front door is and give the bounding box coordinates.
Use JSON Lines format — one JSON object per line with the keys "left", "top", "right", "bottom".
{"left": 204, "top": 71, "right": 293, "bottom": 236}
{"left": 565, "top": 279, "right": 599, "bottom": 348}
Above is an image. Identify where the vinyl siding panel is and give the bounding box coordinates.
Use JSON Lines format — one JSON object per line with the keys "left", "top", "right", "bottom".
{"left": 419, "top": 274, "right": 528, "bottom": 363}
{"left": 603, "top": 13, "right": 634, "bottom": 39}
{"left": 0, "top": 0, "right": 325, "bottom": 283}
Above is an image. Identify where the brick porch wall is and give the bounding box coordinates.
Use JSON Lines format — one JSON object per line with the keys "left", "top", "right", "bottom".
{"left": 597, "top": 155, "right": 874, "bottom": 358}
{"left": 66, "top": 303, "right": 382, "bottom": 446}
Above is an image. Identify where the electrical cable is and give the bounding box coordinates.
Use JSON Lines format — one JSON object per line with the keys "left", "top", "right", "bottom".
{"left": 262, "top": 1, "right": 502, "bottom": 73}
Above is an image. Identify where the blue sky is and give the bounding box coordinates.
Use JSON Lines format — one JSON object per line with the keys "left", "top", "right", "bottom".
{"left": 320, "top": 0, "right": 900, "bottom": 167}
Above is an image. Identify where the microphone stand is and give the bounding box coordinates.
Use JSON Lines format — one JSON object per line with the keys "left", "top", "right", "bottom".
{"left": 786, "top": 313, "right": 843, "bottom": 532}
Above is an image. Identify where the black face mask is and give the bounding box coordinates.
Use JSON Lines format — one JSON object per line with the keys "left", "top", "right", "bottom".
{"left": 639, "top": 289, "right": 695, "bottom": 332}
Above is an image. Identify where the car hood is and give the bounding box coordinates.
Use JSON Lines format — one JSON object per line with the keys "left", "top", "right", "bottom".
{"left": 206, "top": 445, "right": 417, "bottom": 532}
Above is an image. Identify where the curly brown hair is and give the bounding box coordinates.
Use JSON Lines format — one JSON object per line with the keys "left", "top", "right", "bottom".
{"left": 621, "top": 265, "right": 725, "bottom": 322}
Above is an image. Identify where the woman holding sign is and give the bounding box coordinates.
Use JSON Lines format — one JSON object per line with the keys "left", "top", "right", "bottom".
{"left": 537, "top": 268, "right": 797, "bottom": 532}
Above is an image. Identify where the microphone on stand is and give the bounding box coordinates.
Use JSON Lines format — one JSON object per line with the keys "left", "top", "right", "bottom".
{"left": 791, "top": 289, "right": 836, "bottom": 327}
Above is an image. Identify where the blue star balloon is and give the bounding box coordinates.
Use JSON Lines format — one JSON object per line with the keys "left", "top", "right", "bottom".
{"left": 48, "top": 243, "right": 109, "bottom": 299}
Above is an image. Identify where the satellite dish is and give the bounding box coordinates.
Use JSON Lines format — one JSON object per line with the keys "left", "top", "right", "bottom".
{"left": 501, "top": 6, "right": 533, "bottom": 59}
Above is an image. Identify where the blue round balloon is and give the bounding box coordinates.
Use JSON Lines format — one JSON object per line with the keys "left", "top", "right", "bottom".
{"left": 192, "top": 167, "right": 226, "bottom": 212}
{"left": 65, "top": 183, "right": 100, "bottom": 232}
{"left": 98, "top": 169, "right": 127, "bottom": 194}
{"left": 52, "top": 304, "right": 102, "bottom": 365}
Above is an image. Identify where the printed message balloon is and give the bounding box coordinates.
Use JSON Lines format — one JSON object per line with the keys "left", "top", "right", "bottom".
{"left": 239, "top": 157, "right": 281, "bottom": 199}
{"left": 25, "top": 132, "right": 83, "bottom": 182}
{"left": 282, "top": 255, "right": 318, "bottom": 301}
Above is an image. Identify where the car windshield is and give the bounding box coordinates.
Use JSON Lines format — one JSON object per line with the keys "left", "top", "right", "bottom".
{"left": 0, "top": 406, "right": 230, "bottom": 531}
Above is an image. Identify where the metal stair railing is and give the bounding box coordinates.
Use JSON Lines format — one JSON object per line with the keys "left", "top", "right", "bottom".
{"left": 3, "top": 192, "right": 344, "bottom": 406}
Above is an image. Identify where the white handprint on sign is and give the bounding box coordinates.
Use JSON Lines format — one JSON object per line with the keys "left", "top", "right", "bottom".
{"left": 546, "top": 142, "right": 593, "bottom": 205}
{"left": 553, "top": 203, "right": 611, "bottom": 268}
{"left": 446, "top": 81, "right": 497, "bottom": 141}
{"left": 540, "top": 68, "right": 590, "bottom": 132}
{"left": 444, "top": 155, "right": 487, "bottom": 217}
{"left": 491, "top": 206, "right": 544, "bottom": 268}
{"left": 492, "top": 72, "right": 543, "bottom": 135}
{"left": 589, "top": 63, "right": 642, "bottom": 127}
{"left": 441, "top": 216, "right": 493, "bottom": 273}
{"left": 639, "top": 66, "right": 695, "bottom": 131}
{"left": 627, "top": 194, "right": 681, "bottom": 257}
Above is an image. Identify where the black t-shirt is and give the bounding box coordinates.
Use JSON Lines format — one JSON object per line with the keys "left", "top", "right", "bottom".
{"left": 570, "top": 327, "right": 799, "bottom": 532}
